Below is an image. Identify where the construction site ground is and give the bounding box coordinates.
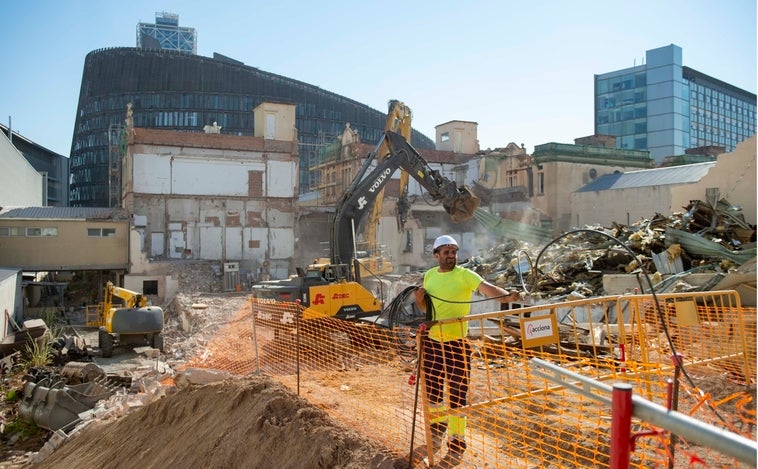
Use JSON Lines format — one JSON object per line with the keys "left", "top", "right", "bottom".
{"left": 1, "top": 203, "right": 755, "bottom": 468}
{"left": 0, "top": 293, "right": 409, "bottom": 468}
{"left": 2, "top": 288, "right": 753, "bottom": 469}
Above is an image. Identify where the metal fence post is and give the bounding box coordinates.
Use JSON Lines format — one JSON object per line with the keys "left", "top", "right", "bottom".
{"left": 611, "top": 383, "right": 634, "bottom": 469}
{"left": 667, "top": 354, "right": 683, "bottom": 469}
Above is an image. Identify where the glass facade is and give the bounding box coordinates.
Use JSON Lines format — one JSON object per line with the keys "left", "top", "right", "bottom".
{"left": 594, "top": 44, "right": 756, "bottom": 162}
{"left": 69, "top": 47, "right": 435, "bottom": 207}
{"left": 595, "top": 69, "right": 649, "bottom": 152}
{"left": 687, "top": 67, "right": 756, "bottom": 151}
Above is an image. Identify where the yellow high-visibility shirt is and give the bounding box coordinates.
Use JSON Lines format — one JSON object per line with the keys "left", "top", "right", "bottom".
{"left": 423, "top": 265, "right": 482, "bottom": 342}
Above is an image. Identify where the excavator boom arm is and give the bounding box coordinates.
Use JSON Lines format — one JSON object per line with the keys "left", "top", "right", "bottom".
{"left": 330, "top": 130, "right": 479, "bottom": 269}
{"left": 104, "top": 281, "right": 148, "bottom": 310}
{"left": 365, "top": 100, "right": 412, "bottom": 247}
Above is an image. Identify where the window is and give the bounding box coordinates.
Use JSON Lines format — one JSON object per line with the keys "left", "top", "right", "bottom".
{"left": 26, "top": 228, "right": 58, "bottom": 238}
{"left": 537, "top": 172, "right": 545, "bottom": 195}
{"left": 88, "top": 228, "right": 117, "bottom": 237}
{"left": 440, "top": 132, "right": 450, "bottom": 142}
{"left": 143, "top": 280, "right": 158, "bottom": 295}
{"left": 0, "top": 227, "right": 24, "bottom": 236}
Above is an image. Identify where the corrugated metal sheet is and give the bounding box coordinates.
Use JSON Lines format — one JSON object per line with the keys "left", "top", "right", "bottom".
{"left": 577, "top": 162, "right": 716, "bottom": 192}
{"left": 0, "top": 206, "right": 130, "bottom": 220}
{"left": 666, "top": 227, "right": 756, "bottom": 265}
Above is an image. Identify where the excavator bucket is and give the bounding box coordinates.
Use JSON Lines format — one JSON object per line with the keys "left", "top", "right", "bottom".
{"left": 18, "top": 372, "right": 119, "bottom": 431}
{"left": 444, "top": 185, "right": 480, "bottom": 223}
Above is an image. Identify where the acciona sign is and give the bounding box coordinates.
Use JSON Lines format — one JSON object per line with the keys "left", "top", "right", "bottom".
{"left": 520, "top": 314, "right": 559, "bottom": 348}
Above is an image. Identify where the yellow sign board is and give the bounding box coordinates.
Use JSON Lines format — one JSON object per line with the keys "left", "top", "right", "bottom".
{"left": 675, "top": 300, "right": 700, "bottom": 326}
{"left": 520, "top": 314, "right": 559, "bottom": 348}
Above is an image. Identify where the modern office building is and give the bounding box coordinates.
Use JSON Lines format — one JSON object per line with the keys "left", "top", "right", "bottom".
{"left": 595, "top": 44, "right": 756, "bottom": 162}
{"left": 1, "top": 123, "right": 69, "bottom": 206}
{"left": 69, "top": 47, "right": 435, "bottom": 207}
{"left": 136, "top": 11, "right": 197, "bottom": 54}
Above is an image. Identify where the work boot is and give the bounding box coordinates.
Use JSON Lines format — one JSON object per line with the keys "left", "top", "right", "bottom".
{"left": 447, "top": 437, "right": 467, "bottom": 458}
{"left": 429, "top": 422, "right": 447, "bottom": 453}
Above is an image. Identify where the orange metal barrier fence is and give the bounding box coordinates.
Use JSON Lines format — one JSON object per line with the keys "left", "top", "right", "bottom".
{"left": 184, "top": 290, "right": 756, "bottom": 468}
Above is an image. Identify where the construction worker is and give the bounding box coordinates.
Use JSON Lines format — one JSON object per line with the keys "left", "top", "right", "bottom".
{"left": 414, "top": 234, "right": 520, "bottom": 460}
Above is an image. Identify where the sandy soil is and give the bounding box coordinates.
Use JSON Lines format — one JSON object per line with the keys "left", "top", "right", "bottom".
{"left": 34, "top": 375, "right": 408, "bottom": 469}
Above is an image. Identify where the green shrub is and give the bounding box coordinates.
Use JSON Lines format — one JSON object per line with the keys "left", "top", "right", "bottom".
{"left": 18, "top": 333, "right": 54, "bottom": 371}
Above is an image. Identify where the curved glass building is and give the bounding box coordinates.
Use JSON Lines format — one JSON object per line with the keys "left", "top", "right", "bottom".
{"left": 70, "top": 47, "right": 434, "bottom": 207}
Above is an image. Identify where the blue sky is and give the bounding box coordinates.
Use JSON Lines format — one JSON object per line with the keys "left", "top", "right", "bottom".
{"left": 1, "top": 0, "right": 755, "bottom": 157}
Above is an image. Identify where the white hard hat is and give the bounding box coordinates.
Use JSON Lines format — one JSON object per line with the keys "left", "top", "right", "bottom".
{"left": 433, "top": 235, "right": 459, "bottom": 251}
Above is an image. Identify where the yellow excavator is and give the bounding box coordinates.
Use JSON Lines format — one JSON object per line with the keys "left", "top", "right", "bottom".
{"left": 252, "top": 126, "right": 480, "bottom": 326}
{"left": 86, "top": 281, "right": 164, "bottom": 357}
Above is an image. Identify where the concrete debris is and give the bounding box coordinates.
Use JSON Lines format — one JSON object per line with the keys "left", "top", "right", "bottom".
{"left": 464, "top": 198, "right": 755, "bottom": 302}
{"left": 14, "top": 292, "right": 251, "bottom": 465}
{"left": 29, "top": 430, "right": 67, "bottom": 465}
{"left": 173, "top": 368, "right": 232, "bottom": 389}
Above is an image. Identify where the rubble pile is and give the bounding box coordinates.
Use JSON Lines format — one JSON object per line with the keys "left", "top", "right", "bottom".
{"left": 0, "top": 292, "right": 251, "bottom": 467}
{"left": 164, "top": 261, "right": 226, "bottom": 293}
{"left": 467, "top": 199, "right": 756, "bottom": 301}
{"left": 161, "top": 292, "right": 251, "bottom": 363}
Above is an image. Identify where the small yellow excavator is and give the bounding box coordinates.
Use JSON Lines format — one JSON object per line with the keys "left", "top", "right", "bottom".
{"left": 86, "top": 281, "right": 164, "bottom": 357}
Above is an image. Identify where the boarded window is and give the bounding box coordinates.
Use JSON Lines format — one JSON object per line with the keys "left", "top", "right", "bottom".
{"left": 143, "top": 280, "right": 158, "bottom": 295}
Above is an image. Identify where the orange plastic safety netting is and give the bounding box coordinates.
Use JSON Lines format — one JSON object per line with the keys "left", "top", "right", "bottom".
{"left": 184, "top": 290, "right": 756, "bottom": 468}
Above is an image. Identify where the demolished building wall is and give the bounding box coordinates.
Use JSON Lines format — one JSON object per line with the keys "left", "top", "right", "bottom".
{"left": 530, "top": 143, "right": 653, "bottom": 235}
{"left": 671, "top": 136, "right": 756, "bottom": 225}
{"left": 123, "top": 103, "right": 300, "bottom": 291}
{"left": 536, "top": 159, "right": 649, "bottom": 234}
{"left": 571, "top": 163, "right": 716, "bottom": 228}
{"left": 571, "top": 137, "right": 757, "bottom": 229}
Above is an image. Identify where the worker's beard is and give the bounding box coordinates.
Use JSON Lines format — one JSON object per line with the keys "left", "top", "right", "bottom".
{"left": 439, "top": 257, "right": 456, "bottom": 272}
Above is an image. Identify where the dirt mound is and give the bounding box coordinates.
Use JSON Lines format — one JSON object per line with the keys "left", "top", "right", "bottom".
{"left": 36, "top": 376, "right": 407, "bottom": 469}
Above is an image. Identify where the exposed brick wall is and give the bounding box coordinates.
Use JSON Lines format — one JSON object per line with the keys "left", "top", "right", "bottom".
{"left": 248, "top": 171, "right": 263, "bottom": 197}
{"left": 246, "top": 211, "right": 263, "bottom": 227}
{"left": 130, "top": 128, "right": 296, "bottom": 154}
{"left": 264, "top": 200, "right": 294, "bottom": 211}
{"left": 226, "top": 211, "right": 241, "bottom": 227}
